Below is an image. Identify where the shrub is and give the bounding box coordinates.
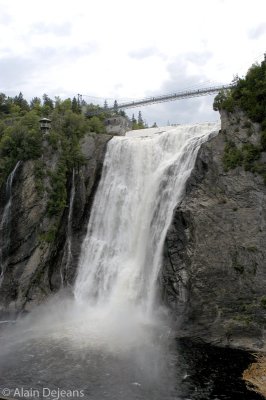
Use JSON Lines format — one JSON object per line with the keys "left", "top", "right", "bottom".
{"left": 223, "top": 141, "right": 243, "bottom": 171}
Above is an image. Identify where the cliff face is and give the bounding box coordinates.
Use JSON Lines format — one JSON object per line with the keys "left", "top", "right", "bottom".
{"left": 162, "top": 110, "right": 266, "bottom": 351}
{"left": 1, "top": 111, "right": 265, "bottom": 352}
{"left": 0, "top": 133, "right": 112, "bottom": 314}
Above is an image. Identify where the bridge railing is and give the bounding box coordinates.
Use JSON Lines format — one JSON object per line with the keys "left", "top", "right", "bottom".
{"left": 86, "top": 84, "right": 233, "bottom": 116}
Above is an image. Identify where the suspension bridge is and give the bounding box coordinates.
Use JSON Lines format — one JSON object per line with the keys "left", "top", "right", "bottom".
{"left": 81, "top": 83, "right": 233, "bottom": 116}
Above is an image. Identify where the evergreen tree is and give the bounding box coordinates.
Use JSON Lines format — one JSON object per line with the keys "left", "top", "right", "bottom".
{"left": 119, "top": 110, "right": 126, "bottom": 117}
{"left": 113, "top": 100, "right": 118, "bottom": 113}
{"left": 30, "top": 97, "right": 42, "bottom": 115}
{"left": 71, "top": 97, "right": 80, "bottom": 114}
{"left": 42, "top": 94, "right": 54, "bottom": 116}
{"left": 138, "top": 111, "right": 143, "bottom": 125}
{"left": 42, "top": 94, "right": 54, "bottom": 110}
{"left": 0, "top": 93, "right": 11, "bottom": 115}
{"left": 13, "top": 92, "right": 30, "bottom": 112}
{"left": 104, "top": 100, "right": 108, "bottom": 109}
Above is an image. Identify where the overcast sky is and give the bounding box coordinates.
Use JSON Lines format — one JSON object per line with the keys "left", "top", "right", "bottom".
{"left": 0, "top": 0, "right": 265, "bottom": 126}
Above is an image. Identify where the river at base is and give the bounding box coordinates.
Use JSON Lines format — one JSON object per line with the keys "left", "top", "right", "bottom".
{"left": 0, "top": 322, "right": 263, "bottom": 400}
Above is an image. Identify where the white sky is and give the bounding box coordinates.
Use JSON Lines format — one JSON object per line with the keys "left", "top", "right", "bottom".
{"left": 0, "top": 0, "right": 265, "bottom": 125}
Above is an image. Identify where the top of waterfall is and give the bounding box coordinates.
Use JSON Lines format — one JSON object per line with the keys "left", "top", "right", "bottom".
{"left": 126, "top": 121, "right": 220, "bottom": 138}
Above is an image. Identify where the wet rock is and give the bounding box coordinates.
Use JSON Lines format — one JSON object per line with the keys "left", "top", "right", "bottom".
{"left": 0, "top": 133, "right": 112, "bottom": 313}
{"left": 162, "top": 110, "right": 266, "bottom": 351}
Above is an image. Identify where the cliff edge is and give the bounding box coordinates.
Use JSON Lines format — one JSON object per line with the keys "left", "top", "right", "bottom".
{"left": 162, "top": 110, "right": 266, "bottom": 351}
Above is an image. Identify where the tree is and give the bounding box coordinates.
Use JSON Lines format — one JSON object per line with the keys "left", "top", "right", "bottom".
{"left": 61, "top": 99, "right": 72, "bottom": 113}
{"left": 54, "top": 96, "right": 62, "bottom": 111}
{"left": 43, "top": 94, "right": 54, "bottom": 110}
{"left": 113, "top": 100, "right": 118, "bottom": 113}
{"left": 30, "top": 97, "right": 42, "bottom": 114}
{"left": 13, "top": 92, "right": 30, "bottom": 113}
{"left": 88, "top": 116, "right": 105, "bottom": 134}
{"left": 71, "top": 97, "right": 80, "bottom": 114}
{"left": 104, "top": 100, "right": 108, "bottom": 109}
{"left": 119, "top": 110, "right": 126, "bottom": 117}
{"left": 138, "top": 111, "right": 143, "bottom": 126}
{"left": 0, "top": 93, "right": 11, "bottom": 115}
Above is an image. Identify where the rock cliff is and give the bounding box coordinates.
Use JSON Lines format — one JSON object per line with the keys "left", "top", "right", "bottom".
{"left": 0, "top": 133, "right": 112, "bottom": 314}
{"left": 1, "top": 110, "right": 265, "bottom": 352}
{"left": 162, "top": 110, "right": 266, "bottom": 351}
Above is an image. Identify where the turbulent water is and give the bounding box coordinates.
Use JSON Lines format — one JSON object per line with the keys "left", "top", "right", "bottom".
{"left": 0, "top": 123, "right": 258, "bottom": 400}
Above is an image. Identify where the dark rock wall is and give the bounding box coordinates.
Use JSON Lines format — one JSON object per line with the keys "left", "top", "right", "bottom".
{"left": 162, "top": 110, "right": 266, "bottom": 351}
{"left": 0, "top": 133, "right": 112, "bottom": 314}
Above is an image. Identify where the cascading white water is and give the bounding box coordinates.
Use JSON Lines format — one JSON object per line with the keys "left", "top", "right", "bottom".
{"left": 0, "top": 124, "right": 221, "bottom": 400}
{"left": 0, "top": 161, "right": 21, "bottom": 285}
{"left": 74, "top": 123, "right": 220, "bottom": 317}
{"left": 61, "top": 169, "right": 76, "bottom": 285}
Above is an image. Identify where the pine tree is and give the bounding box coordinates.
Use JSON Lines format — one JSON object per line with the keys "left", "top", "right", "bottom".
{"left": 71, "top": 97, "right": 80, "bottom": 113}
{"left": 138, "top": 111, "right": 143, "bottom": 125}
{"left": 113, "top": 100, "right": 118, "bottom": 113}
{"left": 42, "top": 94, "right": 54, "bottom": 116}
{"left": 137, "top": 111, "right": 145, "bottom": 129}
{"left": 13, "top": 92, "right": 30, "bottom": 112}
{"left": 104, "top": 100, "right": 108, "bottom": 109}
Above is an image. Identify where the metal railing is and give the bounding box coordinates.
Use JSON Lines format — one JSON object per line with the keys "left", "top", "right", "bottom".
{"left": 85, "top": 84, "right": 233, "bottom": 116}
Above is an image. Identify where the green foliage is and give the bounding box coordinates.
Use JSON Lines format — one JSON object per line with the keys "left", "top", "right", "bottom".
{"left": 87, "top": 116, "right": 106, "bottom": 134}
{"left": 47, "top": 160, "right": 68, "bottom": 216}
{"left": 223, "top": 139, "right": 261, "bottom": 174}
{"left": 113, "top": 100, "right": 118, "bottom": 113}
{"left": 214, "top": 55, "right": 266, "bottom": 124}
{"left": 13, "top": 92, "right": 30, "bottom": 113}
{"left": 30, "top": 97, "right": 42, "bottom": 115}
{"left": 0, "top": 91, "right": 144, "bottom": 218}
{"left": 131, "top": 111, "right": 146, "bottom": 130}
{"left": 0, "top": 93, "right": 12, "bottom": 115}
{"left": 233, "top": 314, "right": 252, "bottom": 325}
{"left": 43, "top": 109, "right": 87, "bottom": 216}
{"left": 0, "top": 92, "right": 88, "bottom": 204}
{"left": 218, "top": 55, "right": 266, "bottom": 183}
{"left": 241, "top": 143, "right": 260, "bottom": 171}
{"left": 39, "top": 225, "right": 58, "bottom": 244}
{"left": 222, "top": 140, "right": 243, "bottom": 171}
{"left": 0, "top": 110, "right": 42, "bottom": 184}
{"left": 34, "top": 159, "right": 45, "bottom": 194}
{"left": 71, "top": 97, "right": 81, "bottom": 114}
{"left": 213, "top": 90, "right": 234, "bottom": 112}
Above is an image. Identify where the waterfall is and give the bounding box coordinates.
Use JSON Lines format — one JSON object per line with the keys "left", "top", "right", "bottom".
{"left": 0, "top": 161, "right": 21, "bottom": 285}
{"left": 74, "top": 123, "right": 220, "bottom": 316}
{"left": 61, "top": 169, "right": 75, "bottom": 285}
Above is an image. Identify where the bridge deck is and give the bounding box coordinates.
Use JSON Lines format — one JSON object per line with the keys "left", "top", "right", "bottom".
{"left": 86, "top": 84, "right": 233, "bottom": 116}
